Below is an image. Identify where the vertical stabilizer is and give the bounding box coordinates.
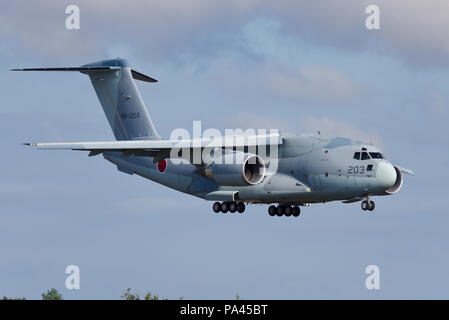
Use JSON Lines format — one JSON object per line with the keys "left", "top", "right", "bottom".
{"left": 82, "top": 59, "right": 160, "bottom": 140}
{"left": 11, "top": 58, "right": 160, "bottom": 140}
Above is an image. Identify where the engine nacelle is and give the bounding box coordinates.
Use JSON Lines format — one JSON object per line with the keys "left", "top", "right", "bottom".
{"left": 205, "top": 152, "right": 266, "bottom": 186}
{"left": 385, "top": 165, "right": 403, "bottom": 194}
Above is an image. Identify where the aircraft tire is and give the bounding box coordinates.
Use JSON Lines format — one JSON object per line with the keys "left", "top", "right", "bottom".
{"left": 268, "top": 205, "right": 276, "bottom": 216}
{"left": 276, "top": 205, "right": 284, "bottom": 216}
{"left": 213, "top": 202, "right": 221, "bottom": 213}
{"left": 229, "top": 201, "right": 237, "bottom": 213}
{"left": 361, "top": 200, "right": 368, "bottom": 211}
{"left": 292, "top": 206, "right": 301, "bottom": 217}
{"left": 368, "top": 201, "right": 375, "bottom": 211}
{"left": 284, "top": 206, "right": 292, "bottom": 216}
{"left": 237, "top": 202, "right": 245, "bottom": 213}
{"left": 221, "top": 202, "right": 229, "bottom": 213}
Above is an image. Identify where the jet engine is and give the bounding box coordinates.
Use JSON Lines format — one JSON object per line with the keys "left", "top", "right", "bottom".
{"left": 204, "top": 151, "right": 266, "bottom": 186}
{"left": 385, "top": 165, "right": 403, "bottom": 194}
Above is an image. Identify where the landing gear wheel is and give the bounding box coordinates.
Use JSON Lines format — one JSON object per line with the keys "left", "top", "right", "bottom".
{"left": 237, "top": 202, "right": 245, "bottom": 213}
{"left": 284, "top": 206, "right": 292, "bottom": 216}
{"left": 276, "top": 206, "right": 284, "bottom": 216}
{"left": 292, "top": 206, "right": 301, "bottom": 217}
{"left": 221, "top": 202, "right": 229, "bottom": 213}
{"left": 361, "top": 200, "right": 369, "bottom": 211}
{"left": 229, "top": 201, "right": 237, "bottom": 213}
{"left": 368, "top": 201, "right": 375, "bottom": 211}
{"left": 268, "top": 205, "right": 276, "bottom": 216}
{"left": 213, "top": 202, "right": 221, "bottom": 213}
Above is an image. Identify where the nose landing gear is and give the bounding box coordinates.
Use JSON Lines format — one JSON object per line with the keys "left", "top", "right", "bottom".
{"left": 361, "top": 199, "right": 375, "bottom": 211}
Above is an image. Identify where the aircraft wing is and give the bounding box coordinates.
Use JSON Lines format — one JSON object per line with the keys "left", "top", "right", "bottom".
{"left": 25, "top": 132, "right": 282, "bottom": 163}
{"left": 396, "top": 166, "right": 415, "bottom": 175}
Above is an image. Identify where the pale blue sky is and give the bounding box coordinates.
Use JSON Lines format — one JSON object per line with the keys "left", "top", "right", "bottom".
{"left": 0, "top": 1, "right": 448, "bottom": 299}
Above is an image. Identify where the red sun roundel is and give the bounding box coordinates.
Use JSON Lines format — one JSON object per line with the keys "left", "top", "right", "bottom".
{"left": 157, "top": 159, "right": 167, "bottom": 173}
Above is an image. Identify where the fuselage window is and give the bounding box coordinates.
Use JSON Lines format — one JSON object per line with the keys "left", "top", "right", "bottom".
{"left": 361, "top": 152, "right": 370, "bottom": 160}
{"left": 265, "top": 145, "right": 271, "bottom": 157}
{"left": 353, "top": 152, "right": 360, "bottom": 160}
{"left": 369, "top": 152, "right": 383, "bottom": 159}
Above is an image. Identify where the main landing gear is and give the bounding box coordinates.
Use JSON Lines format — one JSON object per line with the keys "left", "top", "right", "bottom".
{"left": 213, "top": 201, "right": 245, "bottom": 214}
{"left": 361, "top": 199, "right": 375, "bottom": 211}
{"left": 268, "top": 205, "right": 301, "bottom": 217}
{"left": 212, "top": 202, "right": 300, "bottom": 216}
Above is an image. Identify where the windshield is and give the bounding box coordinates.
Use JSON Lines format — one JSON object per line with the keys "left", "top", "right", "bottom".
{"left": 353, "top": 151, "right": 385, "bottom": 160}
{"left": 361, "top": 152, "right": 370, "bottom": 160}
{"left": 369, "top": 152, "right": 383, "bottom": 159}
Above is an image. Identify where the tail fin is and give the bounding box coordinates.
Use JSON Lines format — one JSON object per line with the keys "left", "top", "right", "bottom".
{"left": 12, "top": 58, "right": 160, "bottom": 140}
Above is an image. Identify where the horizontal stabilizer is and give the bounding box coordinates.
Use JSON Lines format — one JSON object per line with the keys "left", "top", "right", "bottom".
{"left": 131, "top": 69, "right": 157, "bottom": 82}
{"left": 10, "top": 66, "right": 121, "bottom": 72}
{"left": 11, "top": 65, "right": 157, "bottom": 83}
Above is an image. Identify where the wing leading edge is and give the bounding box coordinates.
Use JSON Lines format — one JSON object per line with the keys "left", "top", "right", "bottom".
{"left": 24, "top": 132, "right": 283, "bottom": 163}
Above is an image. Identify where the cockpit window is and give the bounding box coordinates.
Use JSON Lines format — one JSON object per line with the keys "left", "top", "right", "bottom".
{"left": 369, "top": 152, "right": 383, "bottom": 159}
{"left": 361, "top": 152, "right": 370, "bottom": 160}
{"left": 353, "top": 152, "right": 360, "bottom": 160}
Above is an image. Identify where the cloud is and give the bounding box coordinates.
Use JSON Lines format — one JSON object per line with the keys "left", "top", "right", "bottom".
{"left": 270, "top": 65, "right": 361, "bottom": 104}
{"left": 224, "top": 113, "right": 291, "bottom": 132}
{"left": 3, "top": 1, "right": 449, "bottom": 67}
{"left": 264, "top": 0, "right": 449, "bottom": 67}
{"left": 0, "top": 1, "right": 260, "bottom": 63}
{"left": 378, "top": 1, "right": 449, "bottom": 67}
{"left": 204, "top": 56, "right": 362, "bottom": 108}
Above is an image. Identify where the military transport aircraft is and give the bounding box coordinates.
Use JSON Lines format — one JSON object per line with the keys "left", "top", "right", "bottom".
{"left": 13, "top": 59, "right": 414, "bottom": 217}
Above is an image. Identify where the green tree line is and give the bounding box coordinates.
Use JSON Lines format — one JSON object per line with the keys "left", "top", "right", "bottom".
{"left": 3, "top": 288, "right": 241, "bottom": 300}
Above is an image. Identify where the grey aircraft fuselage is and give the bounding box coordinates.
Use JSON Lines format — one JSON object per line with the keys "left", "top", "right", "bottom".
{"left": 103, "top": 133, "right": 400, "bottom": 205}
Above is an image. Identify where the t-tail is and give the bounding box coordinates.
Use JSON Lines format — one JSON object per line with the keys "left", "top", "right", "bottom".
{"left": 11, "top": 58, "right": 160, "bottom": 140}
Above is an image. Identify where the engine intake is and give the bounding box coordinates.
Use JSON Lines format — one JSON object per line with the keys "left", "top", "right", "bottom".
{"left": 205, "top": 152, "right": 265, "bottom": 186}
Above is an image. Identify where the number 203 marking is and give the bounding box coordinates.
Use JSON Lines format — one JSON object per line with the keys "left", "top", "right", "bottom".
{"left": 348, "top": 165, "right": 365, "bottom": 174}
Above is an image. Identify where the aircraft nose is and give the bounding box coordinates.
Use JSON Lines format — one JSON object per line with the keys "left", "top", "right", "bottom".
{"left": 376, "top": 161, "right": 396, "bottom": 189}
